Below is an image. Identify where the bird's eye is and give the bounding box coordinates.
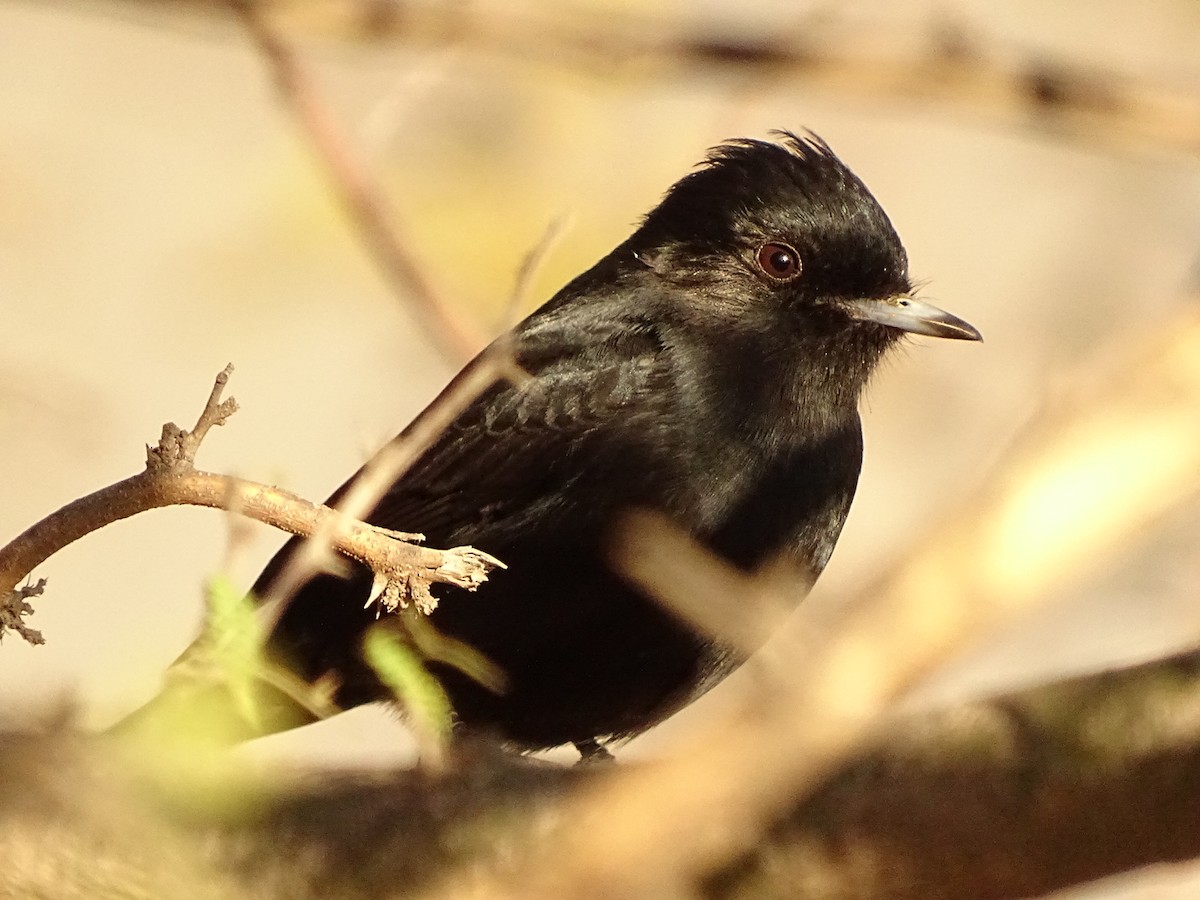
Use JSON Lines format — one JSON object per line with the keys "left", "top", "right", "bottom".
{"left": 756, "top": 242, "right": 802, "bottom": 281}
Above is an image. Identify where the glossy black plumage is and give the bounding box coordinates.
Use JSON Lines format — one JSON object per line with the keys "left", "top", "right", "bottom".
{"left": 142, "top": 132, "right": 980, "bottom": 755}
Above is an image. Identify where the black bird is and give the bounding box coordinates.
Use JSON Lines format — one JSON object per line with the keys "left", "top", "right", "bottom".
{"left": 130, "top": 132, "right": 979, "bottom": 758}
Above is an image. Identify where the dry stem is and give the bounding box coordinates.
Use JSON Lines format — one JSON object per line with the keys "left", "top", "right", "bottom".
{"left": 0, "top": 367, "right": 504, "bottom": 643}
{"left": 228, "top": 0, "right": 487, "bottom": 363}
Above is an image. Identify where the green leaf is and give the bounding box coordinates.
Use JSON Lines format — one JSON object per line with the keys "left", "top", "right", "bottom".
{"left": 363, "top": 626, "right": 454, "bottom": 766}
{"left": 201, "top": 575, "right": 268, "bottom": 730}
{"left": 401, "top": 607, "right": 508, "bottom": 694}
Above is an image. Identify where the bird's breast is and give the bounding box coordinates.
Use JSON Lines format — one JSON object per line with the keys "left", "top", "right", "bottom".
{"left": 671, "top": 410, "right": 864, "bottom": 577}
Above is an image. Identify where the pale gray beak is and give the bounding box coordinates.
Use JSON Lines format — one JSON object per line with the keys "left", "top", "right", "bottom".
{"left": 844, "top": 295, "right": 982, "bottom": 342}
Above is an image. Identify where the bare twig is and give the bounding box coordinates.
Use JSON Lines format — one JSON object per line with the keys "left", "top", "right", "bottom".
{"left": 0, "top": 368, "right": 504, "bottom": 640}
{"left": 145, "top": 362, "right": 239, "bottom": 471}
{"left": 0, "top": 578, "right": 48, "bottom": 645}
{"left": 506, "top": 214, "right": 572, "bottom": 328}
{"left": 228, "top": 0, "right": 487, "bottom": 362}
{"left": 0, "top": 471, "right": 502, "bottom": 614}
{"left": 259, "top": 346, "right": 526, "bottom": 620}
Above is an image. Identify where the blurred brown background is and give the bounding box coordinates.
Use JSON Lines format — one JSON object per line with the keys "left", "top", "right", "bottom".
{"left": 2, "top": 1, "right": 1200, "bottom": 891}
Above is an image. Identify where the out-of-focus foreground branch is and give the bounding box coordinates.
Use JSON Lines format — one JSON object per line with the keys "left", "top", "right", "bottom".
{"left": 717, "top": 645, "right": 1200, "bottom": 900}
{"left": 5, "top": 645, "right": 1200, "bottom": 899}
{"left": 227, "top": 0, "right": 489, "bottom": 364}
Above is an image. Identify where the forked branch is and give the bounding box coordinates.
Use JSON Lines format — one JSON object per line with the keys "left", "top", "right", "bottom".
{"left": 0, "top": 366, "right": 503, "bottom": 644}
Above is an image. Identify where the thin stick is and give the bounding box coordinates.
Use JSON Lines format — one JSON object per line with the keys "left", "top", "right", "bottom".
{"left": 229, "top": 0, "right": 487, "bottom": 362}
{"left": 259, "top": 347, "right": 525, "bottom": 617}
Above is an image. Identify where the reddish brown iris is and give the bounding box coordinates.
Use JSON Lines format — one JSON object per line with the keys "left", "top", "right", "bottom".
{"left": 756, "top": 242, "right": 802, "bottom": 280}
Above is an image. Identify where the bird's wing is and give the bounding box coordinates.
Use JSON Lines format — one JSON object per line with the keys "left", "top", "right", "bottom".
{"left": 363, "top": 317, "right": 677, "bottom": 548}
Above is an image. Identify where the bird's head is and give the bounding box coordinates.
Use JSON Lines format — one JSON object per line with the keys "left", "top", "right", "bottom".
{"left": 629, "top": 131, "right": 980, "bottom": 346}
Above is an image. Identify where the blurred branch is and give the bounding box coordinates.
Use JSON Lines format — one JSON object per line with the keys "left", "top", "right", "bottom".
{"left": 711, "top": 644, "right": 1200, "bottom": 900}
{"left": 228, "top": 0, "right": 488, "bottom": 363}
{"left": 9, "top": 647, "right": 1200, "bottom": 898}
{"left": 0, "top": 366, "right": 503, "bottom": 641}
{"left": 99, "top": 0, "right": 1200, "bottom": 160}
{"left": 257, "top": 344, "right": 526, "bottom": 616}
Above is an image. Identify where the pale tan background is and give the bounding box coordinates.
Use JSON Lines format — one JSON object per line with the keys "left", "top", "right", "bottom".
{"left": 2, "top": 2, "right": 1200, "bottom": 894}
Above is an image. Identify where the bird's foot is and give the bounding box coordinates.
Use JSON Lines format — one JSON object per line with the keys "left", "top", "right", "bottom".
{"left": 573, "top": 738, "right": 615, "bottom": 765}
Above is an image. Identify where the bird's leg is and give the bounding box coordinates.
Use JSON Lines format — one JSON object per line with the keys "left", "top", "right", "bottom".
{"left": 573, "top": 738, "right": 615, "bottom": 764}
